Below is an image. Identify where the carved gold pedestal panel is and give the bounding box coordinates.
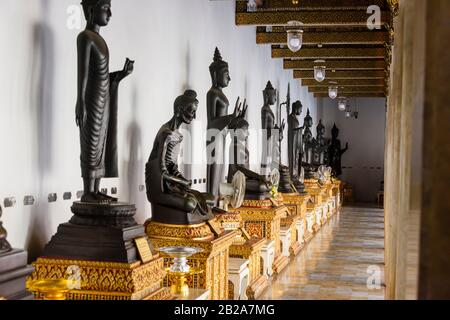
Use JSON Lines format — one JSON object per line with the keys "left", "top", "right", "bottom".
{"left": 145, "top": 220, "right": 237, "bottom": 300}
{"left": 230, "top": 199, "right": 289, "bottom": 275}
{"left": 28, "top": 256, "right": 170, "bottom": 300}
{"left": 281, "top": 193, "right": 311, "bottom": 256}
{"left": 215, "top": 212, "right": 268, "bottom": 300}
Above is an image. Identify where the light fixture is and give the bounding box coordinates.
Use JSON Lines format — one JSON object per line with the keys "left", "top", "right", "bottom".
{"left": 292, "top": 0, "right": 299, "bottom": 4}
{"left": 328, "top": 82, "right": 338, "bottom": 99}
{"left": 345, "top": 110, "right": 352, "bottom": 118}
{"left": 286, "top": 21, "right": 303, "bottom": 53}
{"left": 338, "top": 97, "right": 347, "bottom": 111}
{"left": 247, "top": 0, "right": 257, "bottom": 12}
{"left": 313, "top": 60, "right": 326, "bottom": 82}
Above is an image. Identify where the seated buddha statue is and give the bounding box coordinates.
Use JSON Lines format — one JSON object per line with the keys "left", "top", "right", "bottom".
{"left": 0, "top": 205, "right": 12, "bottom": 254}
{"left": 145, "top": 90, "right": 214, "bottom": 225}
{"left": 227, "top": 111, "right": 272, "bottom": 200}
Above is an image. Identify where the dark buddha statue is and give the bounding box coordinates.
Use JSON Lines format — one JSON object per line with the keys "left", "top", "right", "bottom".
{"left": 313, "top": 120, "right": 327, "bottom": 166}
{"left": 261, "top": 81, "right": 277, "bottom": 177}
{"left": 76, "top": 0, "right": 134, "bottom": 203}
{"left": 206, "top": 48, "right": 243, "bottom": 202}
{"left": 0, "top": 205, "right": 12, "bottom": 254}
{"left": 146, "top": 90, "right": 214, "bottom": 225}
{"left": 274, "top": 120, "right": 293, "bottom": 193}
{"left": 328, "top": 124, "right": 349, "bottom": 177}
{"left": 288, "top": 100, "right": 306, "bottom": 192}
{"left": 302, "top": 109, "right": 317, "bottom": 179}
{"left": 227, "top": 111, "right": 271, "bottom": 200}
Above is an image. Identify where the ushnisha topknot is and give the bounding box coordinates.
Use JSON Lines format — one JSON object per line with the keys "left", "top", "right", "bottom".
{"left": 292, "top": 100, "right": 302, "bottom": 110}
{"left": 81, "top": 0, "right": 111, "bottom": 6}
{"left": 264, "top": 81, "right": 275, "bottom": 91}
{"left": 209, "top": 47, "right": 229, "bottom": 73}
{"left": 174, "top": 90, "right": 199, "bottom": 113}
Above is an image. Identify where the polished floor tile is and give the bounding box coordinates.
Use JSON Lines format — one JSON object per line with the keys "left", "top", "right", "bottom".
{"left": 260, "top": 206, "right": 386, "bottom": 300}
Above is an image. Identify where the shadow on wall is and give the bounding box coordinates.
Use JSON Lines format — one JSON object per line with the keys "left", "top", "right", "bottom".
{"left": 25, "top": 1, "right": 55, "bottom": 262}
{"left": 123, "top": 85, "right": 146, "bottom": 223}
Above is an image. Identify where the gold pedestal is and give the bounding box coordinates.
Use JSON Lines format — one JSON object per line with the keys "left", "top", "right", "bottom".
{"left": 305, "top": 179, "right": 324, "bottom": 233}
{"left": 281, "top": 193, "right": 311, "bottom": 256}
{"left": 230, "top": 199, "right": 289, "bottom": 275}
{"left": 215, "top": 212, "right": 268, "bottom": 300}
{"left": 145, "top": 220, "right": 237, "bottom": 300}
{"left": 28, "top": 256, "right": 170, "bottom": 300}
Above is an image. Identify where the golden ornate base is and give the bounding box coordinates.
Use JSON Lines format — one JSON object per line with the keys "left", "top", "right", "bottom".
{"left": 145, "top": 219, "right": 237, "bottom": 300}
{"left": 281, "top": 193, "right": 310, "bottom": 256}
{"left": 231, "top": 199, "right": 289, "bottom": 275}
{"left": 28, "top": 256, "right": 170, "bottom": 300}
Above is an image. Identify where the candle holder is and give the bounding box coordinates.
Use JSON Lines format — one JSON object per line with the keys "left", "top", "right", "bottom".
{"left": 157, "top": 246, "right": 203, "bottom": 297}
{"left": 26, "top": 279, "right": 77, "bottom": 300}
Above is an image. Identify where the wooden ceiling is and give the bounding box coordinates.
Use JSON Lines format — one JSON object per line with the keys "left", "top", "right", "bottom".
{"left": 235, "top": 0, "right": 399, "bottom": 98}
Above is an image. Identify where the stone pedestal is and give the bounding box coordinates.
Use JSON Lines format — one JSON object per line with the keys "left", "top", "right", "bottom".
{"left": 29, "top": 202, "right": 169, "bottom": 300}
{"left": 146, "top": 219, "right": 237, "bottom": 300}
{"left": 304, "top": 210, "right": 315, "bottom": 243}
{"left": 230, "top": 199, "right": 289, "bottom": 275}
{"left": 0, "top": 249, "right": 34, "bottom": 300}
{"left": 260, "top": 240, "right": 275, "bottom": 277}
{"left": 228, "top": 258, "right": 249, "bottom": 300}
{"left": 279, "top": 227, "right": 291, "bottom": 258}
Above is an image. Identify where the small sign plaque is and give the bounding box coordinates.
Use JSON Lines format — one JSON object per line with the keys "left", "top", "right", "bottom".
{"left": 134, "top": 237, "right": 153, "bottom": 264}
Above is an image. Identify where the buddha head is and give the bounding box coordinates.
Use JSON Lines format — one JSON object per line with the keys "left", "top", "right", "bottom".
{"left": 303, "top": 109, "right": 313, "bottom": 128}
{"left": 81, "top": 0, "right": 112, "bottom": 27}
{"left": 263, "top": 81, "right": 277, "bottom": 106}
{"left": 209, "top": 48, "right": 230, "bottom": 88}
{"left": 174, "top": 90, "right": 199, "bottom": 125}
{"left": 292, "top": 100, "right": 303, "bottom": 116}
{"left": 331, "top": 123, "right": 339, "bottom": 139}
{"left": 316, "top": 120, "right": 325, "bottom": 137}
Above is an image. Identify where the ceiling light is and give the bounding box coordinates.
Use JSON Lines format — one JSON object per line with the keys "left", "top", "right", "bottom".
{"left": 314, "top": 60, "right": 326, "bottom": 83}
{"left": 328, "top": 82, "right": 338, "bottom": 99}
{"left": 286, "top": 21, "right": 303, "bottom": 53}
{"left": 338, "top": 97, "right": 347, "bottom": 111}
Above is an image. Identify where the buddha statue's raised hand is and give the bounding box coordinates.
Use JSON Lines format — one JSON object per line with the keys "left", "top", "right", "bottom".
{"left": 116, "top": 58, "right": 135, "bottom": 82}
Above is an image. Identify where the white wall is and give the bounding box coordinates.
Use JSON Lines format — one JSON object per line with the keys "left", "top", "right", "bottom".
{"left": 0, "top": 0, "right": 318, "bottom": 259}
{"left": 318, "top": 97, "right": 386, "bottom": 203}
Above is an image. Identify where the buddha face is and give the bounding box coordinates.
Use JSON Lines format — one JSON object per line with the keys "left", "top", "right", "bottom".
{"left": 304, "top": 117, "right": 313, "bottom": 128}
{"left": 293, "top": 103, "right": 303, "bottom": 115}
{"left": 181, "top": 102, "right": 198, "bottom": 124}
{"left": 92, "top": 2, "right": 112, "bottom": 26}
{"left": 216, "top": 67, "right": 231, "bottom": 88}
{"left": 264, "top": 89, "right": 277, "bottom": 105}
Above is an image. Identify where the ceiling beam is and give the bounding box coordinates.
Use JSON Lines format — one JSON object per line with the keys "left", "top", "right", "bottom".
{"left": 302, "top": 79, "right": 387, "bottom": 87}
{"left": 294, "top": 70, "right": 386, "bottom": 79}
{"left": 257, "top": 31, "right": 389, "bottom": 45}
{"left": 309, "top": 86, "right": 386, "bottom": 93}
{"left": 273, "top": 47, "right": 387, "bottom": 59}
{"left": 237, "top": 0, "right": 390, "bottom": 11}
{"left": 286, "top": 59, "right": 386, "bottom": 70}
{"left": 236, "top": 10, "right": 389, "bottom": 27}
{"left": 314, "top": 92, "right": 387, "bottom": 98}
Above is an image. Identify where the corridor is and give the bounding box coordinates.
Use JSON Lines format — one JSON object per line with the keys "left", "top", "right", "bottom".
{"left": 261, "top": 206, "right": 386, "bottom": 300}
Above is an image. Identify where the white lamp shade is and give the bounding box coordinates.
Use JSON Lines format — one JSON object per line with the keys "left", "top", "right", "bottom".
{"left": 328, "top": 86, "right": 338, "bottom": 99}
{"left": 314, "top": 66, "right": 326, "bottom": 82}
{"left": 338, "top": 98, "right": 347, "bottom": 111}
{"left": 287, "top": 30, "right": 303, "bottom": 52}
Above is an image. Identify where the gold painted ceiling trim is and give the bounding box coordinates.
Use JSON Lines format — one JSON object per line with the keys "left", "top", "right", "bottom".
{"left": 294, "top": 70, "right": 386, "bottom": 79}
{"left": 257, "top": 31, "right": 389, "bottom": 45}
{"left": 274, "top": 47, "right": 387, "bottom": 59}
{"left": 236, "top": 11, "right": 389, "bottom": 26}
{"left": 286, "top": 59, "right": 386, "bottom": 70}
{"left": 302, "top": 79, "right": 387, "bottom": 87}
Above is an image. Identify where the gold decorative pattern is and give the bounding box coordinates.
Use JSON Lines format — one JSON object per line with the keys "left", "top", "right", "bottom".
{"left": 288, "top": 59, "right": 387, "bottom": 71}
{"left": 257, "top": 31, "right": 389, "bottom": 45}
{"left": 28, "top": 256, "right": 169, "bottom": 300}
{"left": 273, "top": 47, "right": 387, "bottom": 59}
{"left": 294, "top": 70, "right": 386, "bottom": 80}
{"left": 302, "top": 78, "right": 387, "bottom": 87}
{"left": 314, "top": 92, "right": 386, "bottom": 98}
{"left": 309, "top": 86, "right": 386, "bottom": 93}
{"left": 146, "top": 220, "right": 237, "bottom": 300}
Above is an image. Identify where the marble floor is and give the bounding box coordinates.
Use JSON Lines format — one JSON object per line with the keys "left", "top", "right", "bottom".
{"left": 261, "top": 206, "right": 386, "bottom": 300}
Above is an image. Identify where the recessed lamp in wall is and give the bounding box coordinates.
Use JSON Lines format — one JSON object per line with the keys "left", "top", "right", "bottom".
{"left": 328, "top": 82, "right": 338, "bottom": 99}
{"left": 313, "top": 60, "right": 326, "bottom": 82}
{"left": 317, "top": 43, "right": 323, "bottom": 48}
{"left": 286, "top": 21, "right": 303, "bottom": 53}
{"left": 292, "top": 0, "right": 299, "bottom": 4}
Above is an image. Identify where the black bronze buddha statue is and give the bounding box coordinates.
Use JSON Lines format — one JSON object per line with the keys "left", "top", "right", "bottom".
{"left": 328, "top": 124, "right": 349, "bottom": 177}
{"left": 146, "top": 90, "right": 214, "bottom": 225}
{"left": 206, "top": 48, "right": 243, "bottom": 202}
{"left": 313, "top": 120, "right": 327, "bottom": 166}
{"left": 261, "top": 81, "right": 277, "bottom": 177}
{"left": 0, "top": 205, "right": 12, "bottom": 254}
{"left": 302, "top": 109, "right": 317, "bottom": 179}
{"left": 227, "top": 112, "right": 272, "bottom": 200}
{"left": 76, "top": 0, "right": 134, "bottom": 203}
{"left": 288, "top": 100, "right": 306, "bottom": 192}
